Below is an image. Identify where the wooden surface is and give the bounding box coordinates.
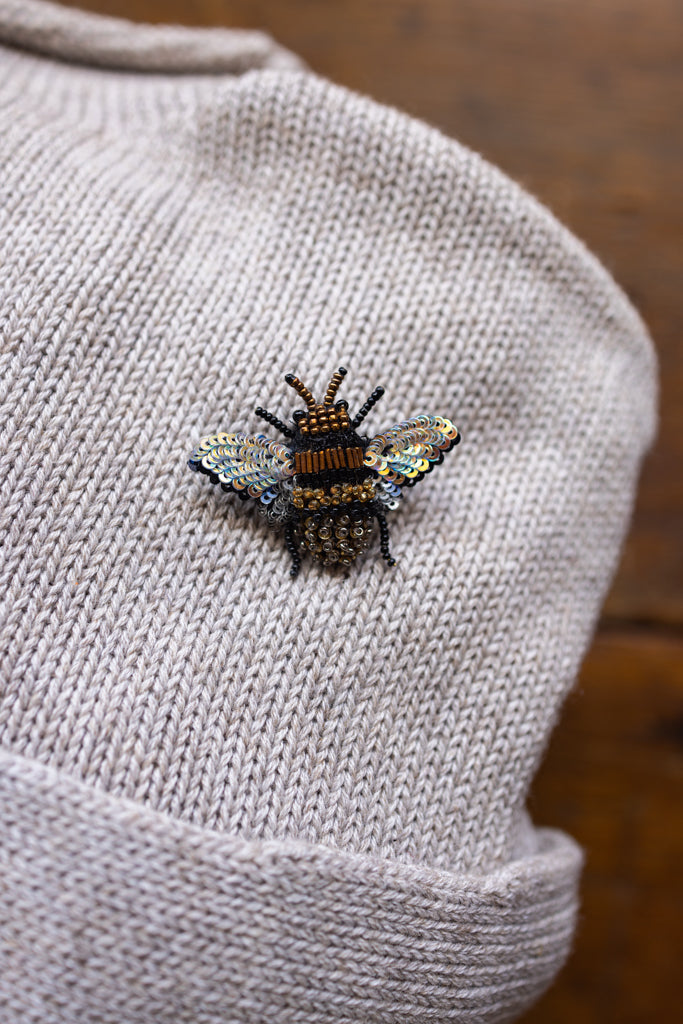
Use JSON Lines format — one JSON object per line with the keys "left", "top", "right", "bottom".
{"left": 58, "top": 2, "right": 683, "bottom": 1019}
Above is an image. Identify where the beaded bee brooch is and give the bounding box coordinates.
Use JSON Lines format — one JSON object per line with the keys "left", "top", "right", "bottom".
{"left": 189, "top": 367, "right": 460, "bottom": 576}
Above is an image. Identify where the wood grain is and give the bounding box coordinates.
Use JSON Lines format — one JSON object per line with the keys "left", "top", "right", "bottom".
{"left": 42, "top": 2, "right": 683, "bottom": 1019}
{"left": 526, "top": 631, "right": 683, "bottom": 1023}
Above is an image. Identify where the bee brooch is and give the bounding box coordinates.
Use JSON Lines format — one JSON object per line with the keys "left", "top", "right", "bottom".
{"left": 188, "top": 366, "right": 460, "bottom": 576}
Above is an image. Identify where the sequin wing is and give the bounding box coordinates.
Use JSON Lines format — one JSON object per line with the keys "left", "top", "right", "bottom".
{"left": 364, "top": 415, "right": 460, "bottom": 495}
{"left": 188, "top": 432, "right": 294, "bottom": 505}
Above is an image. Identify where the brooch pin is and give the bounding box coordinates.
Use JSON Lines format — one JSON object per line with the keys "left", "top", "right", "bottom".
{"left": 189, "top": 367, "right": 460, "bottom": 576}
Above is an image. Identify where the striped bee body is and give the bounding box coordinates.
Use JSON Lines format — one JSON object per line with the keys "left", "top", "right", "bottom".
{"left": 288, "top": 423, "right": 378, "bottom": 568}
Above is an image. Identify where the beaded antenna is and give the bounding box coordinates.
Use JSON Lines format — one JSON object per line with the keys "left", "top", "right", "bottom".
{"left": 188, "top": 367, "right": 460, "bottom": 576}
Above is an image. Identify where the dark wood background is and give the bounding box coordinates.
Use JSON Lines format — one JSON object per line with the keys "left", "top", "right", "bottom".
{"left": 60, "top": 2, "right": 683, "bottom": 1019}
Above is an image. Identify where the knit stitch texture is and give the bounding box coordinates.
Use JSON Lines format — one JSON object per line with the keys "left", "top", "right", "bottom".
{"left": 0, "top": 2, "right": 657, "bottom": 1022}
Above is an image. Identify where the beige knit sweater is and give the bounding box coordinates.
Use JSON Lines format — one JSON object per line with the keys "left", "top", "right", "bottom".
{"left": 0, "top": 2, "right": 657, "bottom": 1022}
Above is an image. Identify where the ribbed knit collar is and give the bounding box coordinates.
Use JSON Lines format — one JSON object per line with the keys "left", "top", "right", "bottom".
{"left": 0, "top": 0, "right": 302, "bottom": 73}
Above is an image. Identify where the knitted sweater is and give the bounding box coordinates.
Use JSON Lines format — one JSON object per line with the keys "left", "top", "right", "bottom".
{"left": 0, "top": 2, "right": 657, "bottom": 1022}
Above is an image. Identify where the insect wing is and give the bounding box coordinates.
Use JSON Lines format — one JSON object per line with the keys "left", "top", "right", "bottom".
{"left": 189, "top": 432, "right": 294, "bottom": 503}
{"left": 374, "top": 475, "right": 405, "bottom": 511}
{"left": 364, "top": 415, "right": 460, "bottom": 487}
{"left": 262, "top": 478, "right": 296, "bottom": 523}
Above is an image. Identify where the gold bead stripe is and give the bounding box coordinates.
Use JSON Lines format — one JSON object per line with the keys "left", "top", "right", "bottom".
{"left": 350, "top": 447, "right": 361, "bottom": 468}
{"left": 294, "top": 447, "right": 364, "bottom": 474}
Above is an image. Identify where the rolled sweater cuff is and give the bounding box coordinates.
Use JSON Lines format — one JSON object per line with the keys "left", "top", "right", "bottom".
{"left": 0, "top": 746, "right": 581, "bottom": 1024}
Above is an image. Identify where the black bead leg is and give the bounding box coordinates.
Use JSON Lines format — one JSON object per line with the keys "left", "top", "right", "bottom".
{"left": 255, "top": 406, "right": 294, "bottom": 438}
{"left": 351, "top": 386, "right": 385, "bottom": 428}
{"left": 376, "top": 511, "right": 396, "bottom": 567}
{"left": 285, "top": 521, "right": 301, "bottom": 577}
